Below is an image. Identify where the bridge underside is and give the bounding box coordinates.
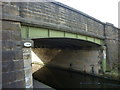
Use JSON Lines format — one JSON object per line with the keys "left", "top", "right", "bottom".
{"left": 33, "top": 38, "right": 101, "bottom": 49}
{"left": 32, "top": 38, "right": 103, "bottom": 75}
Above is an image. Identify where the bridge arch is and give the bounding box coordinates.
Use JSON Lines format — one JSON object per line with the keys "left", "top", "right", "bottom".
{"left": 21, "top": 25, "right": 105, "bottom": 75}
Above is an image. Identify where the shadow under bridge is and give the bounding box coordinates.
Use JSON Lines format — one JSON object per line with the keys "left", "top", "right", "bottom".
{"left": 32, "top": 38, "right": 101, "bottom": 49}
{"left": 32, "top": 37, "right": 104, "bottom": 79}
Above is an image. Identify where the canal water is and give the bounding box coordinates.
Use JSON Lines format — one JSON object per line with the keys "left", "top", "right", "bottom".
{"left": 33, "top": 66, "right": 120, "bottom": 88}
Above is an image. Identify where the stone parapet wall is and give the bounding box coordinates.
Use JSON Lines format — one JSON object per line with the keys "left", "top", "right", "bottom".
{"left": 10, "top": 2, "right": 104, "bottom": 39}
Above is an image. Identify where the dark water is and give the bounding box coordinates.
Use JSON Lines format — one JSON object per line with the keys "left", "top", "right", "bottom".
{"left": 33, "top": 66, "right": 120, "bottom": 88}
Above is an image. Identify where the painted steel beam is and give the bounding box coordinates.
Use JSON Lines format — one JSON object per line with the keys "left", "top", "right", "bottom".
{"left": 21, "top": 25, "right": 104, "bottom": 45}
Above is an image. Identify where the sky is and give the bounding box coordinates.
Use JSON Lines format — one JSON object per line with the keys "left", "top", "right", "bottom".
{"left": 55, "top": 0, "right": 119, "bottom": 27}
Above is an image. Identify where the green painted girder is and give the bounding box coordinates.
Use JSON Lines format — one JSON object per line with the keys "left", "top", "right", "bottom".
{"left": 21, "top": 26, "right": 104, "bottom": 45}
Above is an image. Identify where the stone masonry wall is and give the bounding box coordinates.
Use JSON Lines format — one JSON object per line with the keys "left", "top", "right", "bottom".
{"left": 1, "top": 2, "right": 33, "bottom": 88}
{"left": 23, "top": 48, "right": 33, "bottom": 88}
{"left": 1, "top": 3, "right": 26, "bottom": 88}
{"left": 12, "top": 2, "right": 104, "bottom": 39}
{"left": 1, "top": 1, "right": 120, "bottom": 88}
{"left": 105, "top": 23, "right": 119, "bottom": 79}
{"left": 118, "top": 27, "right": 120, "bottom": 74}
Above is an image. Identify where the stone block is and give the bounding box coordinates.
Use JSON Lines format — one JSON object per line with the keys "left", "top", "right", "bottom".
{"left": 15, "top": 80, "right": 25, "bottom": 88}
{"left": 14, "top": 49, "right": 23, "bottom": 60}
{"left": 2, "top": 82, "right": 16, "bottom": 88}
{"left": 15, "top": 70, "right": 25, "bottom": 80}
{"left": 2, "top": 21, "right": 21, "bottom": 31}
{"left": 24, "top": 60, "right": 31, "bottom": 69}
{"left": 24, "top": 69, "right": 32, "bottom": 77}
{"left": 2, "top": 51, "right": 15, "bottom": 62}
{"left": 2, "top": 72, "right": 16, "bottom": 84}
{"left": 23, "top": 54, "right": 31, "bottom": 60}
{"left": 15, "top": 41, "right": 22, "bottom": 49}
{"left": 25, "top": 76, "right": 33, "bottom": 88}
{"left": 11, "top": 31, "right": 21, "bottom": 41}
{"left": 2, "top": 4, "right": 19, "bottom": 16}
{"left": 2, "top": 61, "right": 14, "bottom": 72}
{"left": 14, "top": 60, "right": 24, "bottom": 70}
{"left": 2, "top": 80, "right": 25, "bottom": 88}
{"left": 105, "top": 25, "right": 118, "bottom": 39}
{"left": 2, "top": 40, "right": 15, "bottom": 51}
{"left": 2, "top": 30, "right": 12, "bottom": 40}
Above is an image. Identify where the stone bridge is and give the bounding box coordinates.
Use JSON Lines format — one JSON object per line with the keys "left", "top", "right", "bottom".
{"left": 1, "top": 1, "right": 120, "bottom": 88}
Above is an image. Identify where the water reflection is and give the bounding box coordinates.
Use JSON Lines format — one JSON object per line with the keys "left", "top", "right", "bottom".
{"left": 33, "top": 66, "right": 120, "bottom": 88}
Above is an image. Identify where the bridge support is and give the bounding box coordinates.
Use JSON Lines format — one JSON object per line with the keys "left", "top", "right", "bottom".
{"left": 100, "top": 46, "right": 107, "bottom": 74}
{"left": 23, "top": 48, "right": 33, "bottom": 88}
{"left": 22, "top": 39, "right": 34, "bottom": 88}
{"left": 2, "top": 5, "right": 26, "bottom": 88}
{"left": 104, "top": 23, "right": 119, "bottom": 79}
{"left": 2, "top": 3, "right": 33, "bottom": 88}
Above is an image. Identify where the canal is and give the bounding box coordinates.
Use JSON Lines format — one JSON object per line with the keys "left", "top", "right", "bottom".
{"left": 33, "top": 66, "right": 120, "bottom": 88}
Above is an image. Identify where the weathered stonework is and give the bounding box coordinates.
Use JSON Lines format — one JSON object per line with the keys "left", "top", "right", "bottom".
{"left": 104, "top": 23, "right": 119, "bottom": 79}
{"left": 1, "top": 1, "right": 120, "bottom": 89}
{"left": 19, "top": 2, "right": 104, "bottom": 38}
{"left": 118, "top": 28, "right": 120, "bottom": 75}
{"left": 2, "top": 2, "right": 104, "bottom": 39}
{"left": 1, "top": 3, "right": 26, "bottom": 88}
{"left": 2, "top": 20, "right": 25, "bottom": 88}
{"left": 23, "top": 48, "right": 33, "bottom": 88}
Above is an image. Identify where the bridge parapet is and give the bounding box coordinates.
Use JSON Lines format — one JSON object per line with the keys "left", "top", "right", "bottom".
{"left": 8, "top": 2, "right": 104, "bottom": 39}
